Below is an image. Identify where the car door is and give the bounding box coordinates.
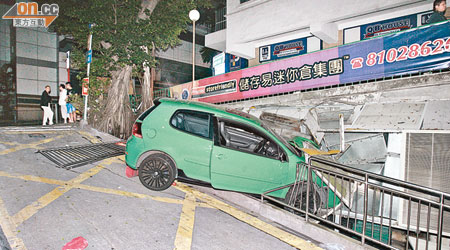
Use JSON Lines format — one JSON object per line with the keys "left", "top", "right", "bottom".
{"left": 169, "top": 110, "right": 213, "bottom": 182}
{"left": 210, "top": 118, "right": 289, "bottom": 194}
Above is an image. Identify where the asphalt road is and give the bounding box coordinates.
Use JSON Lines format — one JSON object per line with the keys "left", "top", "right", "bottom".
{"left": 0, "top": 125, "right": 320, "bottom": 250}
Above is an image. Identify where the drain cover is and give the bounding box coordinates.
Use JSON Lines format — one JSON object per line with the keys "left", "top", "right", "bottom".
{"left": 38, "top": 142, "right": 125, "bottom": 169}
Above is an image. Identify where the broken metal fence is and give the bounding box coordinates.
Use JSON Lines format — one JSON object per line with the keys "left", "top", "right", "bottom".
{"left": 262, "top": 156, "right": 450, "bottom": 250}
{"left": 38, "top": 142, "right": 125, "bottom": 169}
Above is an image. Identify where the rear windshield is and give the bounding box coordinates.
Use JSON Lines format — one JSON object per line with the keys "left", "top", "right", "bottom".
{"left": 137, "top": 102, "right": 160, "bottom": 121}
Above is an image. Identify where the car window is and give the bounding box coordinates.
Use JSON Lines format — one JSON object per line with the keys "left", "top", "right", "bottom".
{"left": 171, "top": 110, "right": 212, "bottom": 139}
{"left": 217, "top": 120, "right": 280, "bottom": 159}
{"left": 138, "top": 101, "right": 161, "bottom": 121}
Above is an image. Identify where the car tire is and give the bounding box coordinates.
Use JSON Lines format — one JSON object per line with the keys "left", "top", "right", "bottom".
{"left": 284, "top": 182, "right": 323, "bottom": 215}
{"left": 138, "top": 153, "right": 176, "bottom": 191}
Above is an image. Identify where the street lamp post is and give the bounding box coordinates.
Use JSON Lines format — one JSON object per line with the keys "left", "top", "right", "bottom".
{"left": 84, "top": 23, "right": 94, "bottom": 123}
{"left": 189, "top": 10, "right": 200, "bottom": 85}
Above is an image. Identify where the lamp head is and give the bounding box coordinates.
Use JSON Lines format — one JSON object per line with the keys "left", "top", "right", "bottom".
{"left": 189, "top": 9, "right": 200, "bottom": 22}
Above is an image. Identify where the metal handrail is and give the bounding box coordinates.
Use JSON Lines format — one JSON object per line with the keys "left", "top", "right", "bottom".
{"left": 261, "top": 156, "right": 450, "bottom": 250}
{"left": 311, "top": 156, "right": 450, "bottom": 198}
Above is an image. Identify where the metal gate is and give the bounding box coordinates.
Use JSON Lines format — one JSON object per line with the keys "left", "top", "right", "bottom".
{"left": 38, "top": 142, "right": 125, "bottom": 169}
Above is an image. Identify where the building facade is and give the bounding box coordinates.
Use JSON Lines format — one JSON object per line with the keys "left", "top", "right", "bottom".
{"left": 0, "top": 2, "right": 60, "bottom": 124}
{"left": 206, "top": 0, "right": 450, "bottom": 66}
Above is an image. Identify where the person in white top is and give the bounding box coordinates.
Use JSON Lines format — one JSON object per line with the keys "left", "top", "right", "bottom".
{"left": 58, "top": 84, "right": 68, "bottom": 123}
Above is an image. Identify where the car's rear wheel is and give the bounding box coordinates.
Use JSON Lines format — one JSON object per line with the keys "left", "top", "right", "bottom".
{"left": 138, "top": 153, "right": 176, "bottom": 191}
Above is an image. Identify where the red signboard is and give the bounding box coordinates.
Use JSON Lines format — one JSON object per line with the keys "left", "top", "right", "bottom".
{"left": 82, "top": 78, "right": 89, "bottom": 96}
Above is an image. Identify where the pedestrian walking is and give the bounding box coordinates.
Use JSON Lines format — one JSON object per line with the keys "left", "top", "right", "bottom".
{"left": 428, "top": 0, "right": 447, "bottom": 24}
{"left": 40, "top": 85, "right": 53, "bottom": 126}
{"left": 59, "top": 84, "right": 68, "bottom": 123}
{"left": 65, "top": 82, "right": 76, "bottom": 123}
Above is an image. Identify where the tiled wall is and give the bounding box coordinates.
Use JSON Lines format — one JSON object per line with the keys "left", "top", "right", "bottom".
{"left": 0, "top": 4, "right": 15, "bottom": 123}
{"left": 155, "top": 40, "right": 212, "bottom": 86}
{"left": 16, "top": 27, "right": 58, "bottom": 97}
{"left": 157, "top": 40, "right": 210, "bottom": 68}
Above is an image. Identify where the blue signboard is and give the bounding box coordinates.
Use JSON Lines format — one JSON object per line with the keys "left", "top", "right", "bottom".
{"left": 86, "top": 50, "right": 92, "bottom": 63}
{"left": 230, "top": 54, "right": 248, "bottom": 72}
{"left": 213, "top": 53, "right": 248, "bottom": 76}
{"left": 259, "top": 37, "right": 308, "bottom": 62}
{"left": 360, "top": 14, "right": 417, "bottom": 40}
{"left": 341, "top": 21, "right": 450, "bottom": 84}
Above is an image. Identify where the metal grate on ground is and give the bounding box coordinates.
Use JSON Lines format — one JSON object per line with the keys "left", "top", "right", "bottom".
{"left": 38, "top": 142, "right": 125, "bottom": 169}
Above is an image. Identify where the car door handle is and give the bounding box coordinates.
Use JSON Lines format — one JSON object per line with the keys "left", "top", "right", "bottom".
{"left": 216, "top": 154, "right": 225, "bottom": 160}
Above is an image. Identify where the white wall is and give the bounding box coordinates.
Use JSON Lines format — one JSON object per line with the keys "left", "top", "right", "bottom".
{"left": 210, "top": 0, "right": 435, "bottom": 59}
{"left": 59, "top": 52, "right": 68, "bottom": 86}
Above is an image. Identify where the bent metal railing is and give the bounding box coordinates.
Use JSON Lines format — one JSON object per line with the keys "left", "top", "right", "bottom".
{"left": 261, "top": 156, "right": 450, "bottom": 250}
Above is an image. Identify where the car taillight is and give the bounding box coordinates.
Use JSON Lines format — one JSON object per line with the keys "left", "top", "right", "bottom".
{"left": 132, "top": 122, "right": 143, "bottom": 138}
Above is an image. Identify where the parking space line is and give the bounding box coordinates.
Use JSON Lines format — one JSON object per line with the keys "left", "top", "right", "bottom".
{"left": 0, "top": 171, "right": 66, "bottom": 186}
{"left": 75, "top": 184, "right": 184, "bottom": 205}
{"left": 0, "top": 197, "right": 27, "bottom": 250}
{"left": 0, "top": 135, "right": 65, "bottom": 156}
{"left": 175, "top": 183, "right": 323, "bottom": 250}
{"left": 174, "top": 193, "right": 196, "bottom": 250}
{"left": 0, "top": 169, "right": 185, "bottom": 205}
{"left": 10, "top": 165, "right": 105, "bottom": 227}
{"left": 0, "top": 130, "right": 69, "bottom": 134}
{"left": 0, "top": 141, "right": 19, "bottom": 146}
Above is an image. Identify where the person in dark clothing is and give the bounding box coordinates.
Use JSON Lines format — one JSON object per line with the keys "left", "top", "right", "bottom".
{"left": 428, "top": 0, "right": 447, "bottom": 24}
{"left": 40, "top": 85, "right": 54, "bottom": 125}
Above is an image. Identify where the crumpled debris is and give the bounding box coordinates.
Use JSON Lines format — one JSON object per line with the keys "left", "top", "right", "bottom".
{"left": 62, "top": 236, "right": 88, "bottom": 250}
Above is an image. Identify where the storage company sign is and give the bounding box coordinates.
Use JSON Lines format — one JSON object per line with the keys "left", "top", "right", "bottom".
{"left": 190, "top": 21, "right": 450, "bottom": 103}
{"left": 2, "top": 2, "right": 59, "bottom": 28}
{"left": 259, "top": 37, "right": 308, "bottom": 62}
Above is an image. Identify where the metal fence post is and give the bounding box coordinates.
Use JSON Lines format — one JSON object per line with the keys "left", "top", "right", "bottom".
{"left": 437, "top": 194, "right": 444, "bottom": 250}
{"left": 306, "top": 159, "right": 312, "bottom": 221}
{"left": 362, "top": 173, "right": 369, "bottom": 245}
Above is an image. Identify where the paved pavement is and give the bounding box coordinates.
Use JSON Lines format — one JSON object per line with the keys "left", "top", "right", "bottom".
{"left": 0, "top": 125, "right": 321, "bottom": 250}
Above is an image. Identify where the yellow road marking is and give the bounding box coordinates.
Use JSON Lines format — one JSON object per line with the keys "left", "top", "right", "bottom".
{"left": 10, "top": 165, "right": 104, "bottom": 227}
{"left": 0, "top": 197, "right": 27, "bottom": 250}
{"left": 0, "top": 130, "right": 68, "bottom": 134}
{"left": 78, "top": 131, "right": 102, "bottom": 143}
{"left": 175, "top": 183, "right": 323, "bottom": 250}
{"left": 75, "top": 184, "right": 184, "bottom": 205}
{"left": 0, "top": 171, "right": 66, "bottom": 186}
{"left": 173, "top": 193, "right": 196, "bottom": 250}
{"left": 0, "top": 168, "right": 186, "bottom": 206}
{"left": 0, "top": 135, "right": 65, "bottom": 156}
{"left": 0, "top": 141, "right": 19, "bottom": 146}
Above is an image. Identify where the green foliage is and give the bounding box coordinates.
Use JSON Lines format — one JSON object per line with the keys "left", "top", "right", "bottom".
{"left": 50, "top": 0, "right": 212, "bottom": 83}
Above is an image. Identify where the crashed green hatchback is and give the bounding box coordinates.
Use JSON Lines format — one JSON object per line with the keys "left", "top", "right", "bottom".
{"left": 125, "top": 98, "right": 314, "bottom": 200}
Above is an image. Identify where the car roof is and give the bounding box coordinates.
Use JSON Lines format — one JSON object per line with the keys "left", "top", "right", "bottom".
{"left": 158, "top": 98, "right": 262, "bottom": 126}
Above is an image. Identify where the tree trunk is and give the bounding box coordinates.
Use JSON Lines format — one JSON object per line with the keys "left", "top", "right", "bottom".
{"left": 98, "top": 65, "right": 134, "bottom": 138}
{"left": 139, "top": 0, "right": 159, "bottom": 111}
{"left": 141, "top": 42, "right": 156, "bottom": 111}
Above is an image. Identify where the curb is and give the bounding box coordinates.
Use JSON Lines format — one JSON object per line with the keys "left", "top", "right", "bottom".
{"left": 0, "top": 226, "right": 11, "bottom": 250}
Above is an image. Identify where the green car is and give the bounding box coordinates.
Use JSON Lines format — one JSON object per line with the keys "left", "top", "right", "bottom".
{"left": 125, "top": 98, "right": 311, "bottom": 200}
